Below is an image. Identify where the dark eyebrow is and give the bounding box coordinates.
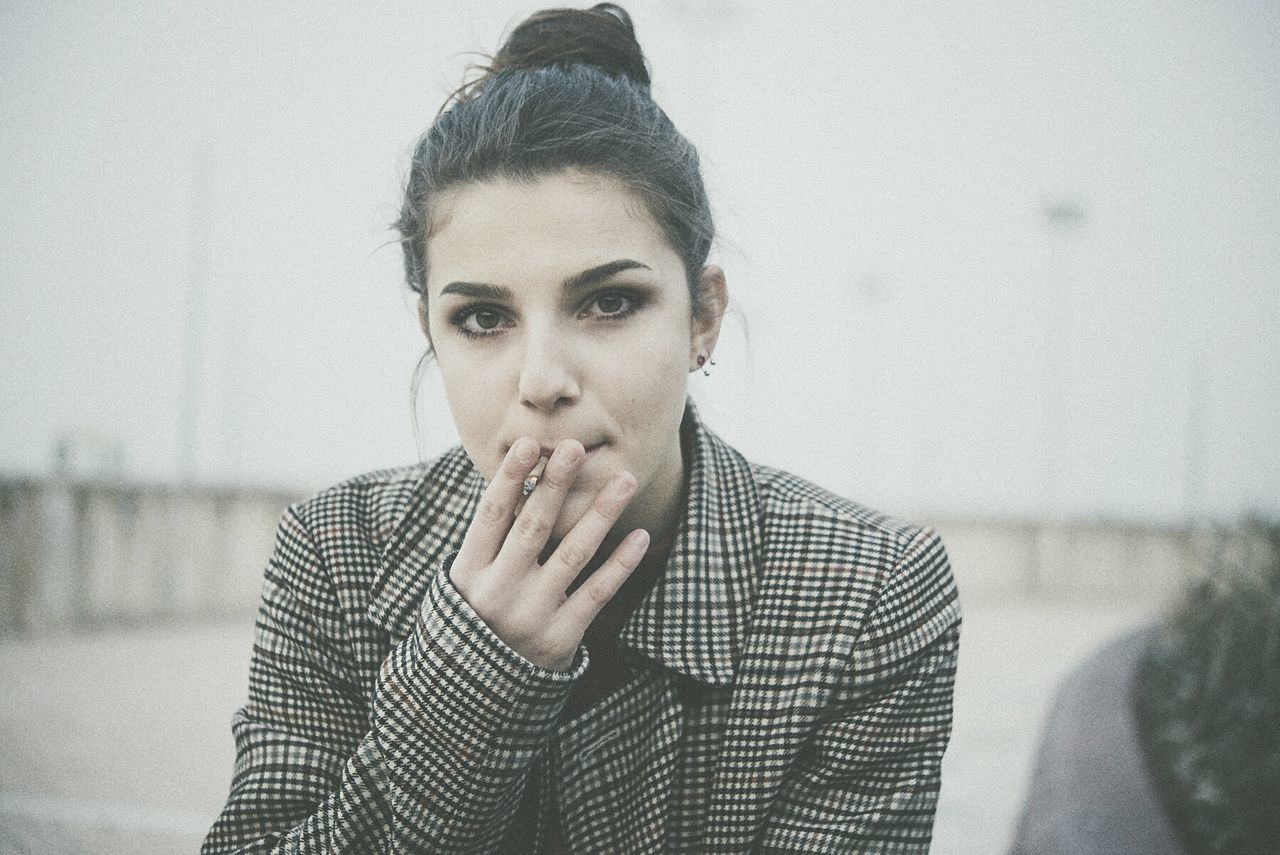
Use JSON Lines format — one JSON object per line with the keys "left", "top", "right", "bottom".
{"left": 437, "top": 259, "right": 652, "bottom": 301}
{"left": 564, "top": 259, "right": 651, "bottom": 292}
{"left": 437, "top": 281, "right": 510, "bottom": 301}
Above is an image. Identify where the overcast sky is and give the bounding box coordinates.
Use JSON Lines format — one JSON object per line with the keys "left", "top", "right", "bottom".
{"left": 2, "top": 0, "right": 1277, "bottom": 523}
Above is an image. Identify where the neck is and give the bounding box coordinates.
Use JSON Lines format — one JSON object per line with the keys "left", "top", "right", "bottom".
{"left": 574, "top": 426, "right": 689, "bottom": 588}
{"left": 610, "top": 427, "right": 687, "bottom": 563}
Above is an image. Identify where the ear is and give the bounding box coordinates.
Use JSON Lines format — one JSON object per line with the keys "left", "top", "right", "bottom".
{"left": 688, "top": 265, "right": 728, "bottom": 373}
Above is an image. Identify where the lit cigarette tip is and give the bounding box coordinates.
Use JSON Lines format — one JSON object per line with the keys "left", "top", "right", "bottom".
{"left": 518, "top": 455, "right": 550, "bottom": 508}
{"left": 530, "top": 455, "right": 549, "bottom": 480}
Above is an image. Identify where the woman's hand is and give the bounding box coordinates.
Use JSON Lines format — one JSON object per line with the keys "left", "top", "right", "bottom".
{"left": 448, "top": 437, "right": 650, "bottom": 671}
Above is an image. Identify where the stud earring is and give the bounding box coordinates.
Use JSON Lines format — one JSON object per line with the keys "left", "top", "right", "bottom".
{"left": 697, "top": 354, "right": 716, "bottom": 376}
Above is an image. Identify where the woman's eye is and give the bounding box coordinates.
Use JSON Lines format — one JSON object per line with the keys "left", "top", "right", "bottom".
{"left": 585, "top": 291, "right": 642, "bottom": 319}
{"left": 453, "top": 307, "right": 510, "bottom": 338}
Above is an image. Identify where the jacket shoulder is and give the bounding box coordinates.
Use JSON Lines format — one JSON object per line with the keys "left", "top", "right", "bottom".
{"left": 291, "top": 461, "right": 434, "bottom": 546}
{"left": 284, "top": 447, "right": 474, "bottom": 584}
{"left": 752, "top": 462, "right": 938, "bottom": 560}
{"left": 749, "top": 462, "right": 960, "bottom": 671}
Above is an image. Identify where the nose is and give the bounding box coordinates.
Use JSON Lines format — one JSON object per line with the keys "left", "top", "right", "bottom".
{"left": 517, "top": 327, "right": 581, "bottom": 414}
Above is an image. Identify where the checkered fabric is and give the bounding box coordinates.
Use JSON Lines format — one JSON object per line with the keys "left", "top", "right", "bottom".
{"left": 202, "top": 399, "right": 961, "bottom": 853}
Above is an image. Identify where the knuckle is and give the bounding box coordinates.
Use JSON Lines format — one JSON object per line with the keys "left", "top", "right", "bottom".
{"left": 502, "top": 462, "right": 529, "bottom": 487}
{"left": 589, "top": 498, "right": 619, "bottom": 526}
{"left": 540, "top": 469, "right": 572, "bottom": 492}
{"left": 528, "top": 639, "right": 556, "bottom": 663}
{"left": 585, "top": 577, "right": 615, "bottom": 607}
{"left": 555, "top": 539, "right": 590, "bottom": 570}
{"left": 514, "top": 512, "right": 552, "bottom": 543}
{"left": 476, "top": 496, "right": 506, "bottom": 525}
{"left": 514, "top": 629, "right": 565, "bottom": 670}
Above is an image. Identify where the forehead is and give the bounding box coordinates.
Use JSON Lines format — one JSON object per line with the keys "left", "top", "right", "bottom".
{"left": 424, "top": 170, "right": 681, "bottom": 296}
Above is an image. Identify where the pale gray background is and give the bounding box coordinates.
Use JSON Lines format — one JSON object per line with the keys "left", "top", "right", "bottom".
{"left": 4, "top": 0, "right": 1277, "bottom": 521}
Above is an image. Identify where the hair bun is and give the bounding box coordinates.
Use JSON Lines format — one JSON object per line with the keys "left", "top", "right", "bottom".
{"left": 489, "top": 3, "right": 650, "bottom": 90}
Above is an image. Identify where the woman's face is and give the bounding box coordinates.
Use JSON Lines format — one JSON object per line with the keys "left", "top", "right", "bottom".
{"left": 422, "top": 170, "right": 725, "bottom": 547}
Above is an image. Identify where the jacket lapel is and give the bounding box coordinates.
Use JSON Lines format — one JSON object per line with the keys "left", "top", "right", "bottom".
{"left": 619, "top": 399, "right": 763, "bottom": 687}
{"left": 366, "top": 446, "right": 484, "bottom": 643}
{"left": 584, "top": 401, "right": 764, "bottom": 850}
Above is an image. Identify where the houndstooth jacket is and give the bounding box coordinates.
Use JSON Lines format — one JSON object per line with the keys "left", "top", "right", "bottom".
{"left": 202, "top": 400, "right": 961, "bottom": 854}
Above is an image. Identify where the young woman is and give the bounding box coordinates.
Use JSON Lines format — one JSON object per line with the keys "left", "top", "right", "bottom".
{"left": 202, "top": 5, "right": 961, "bottom": 853}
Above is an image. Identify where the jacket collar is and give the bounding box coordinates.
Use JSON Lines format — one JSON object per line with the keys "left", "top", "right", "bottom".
{"left": 367, "top": 398, "right": 762, "bottom": 687}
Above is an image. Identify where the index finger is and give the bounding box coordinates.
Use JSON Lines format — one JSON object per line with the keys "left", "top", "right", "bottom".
{"left": 494, "top": 439, "right": 586, "bottom": 569}
{"left": 453, "top": 438, "right": 540, "bottom": 574}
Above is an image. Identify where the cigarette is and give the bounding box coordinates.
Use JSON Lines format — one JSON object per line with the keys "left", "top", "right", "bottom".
{"left": 517, "top": 458, "right": 547, "bottom": 504}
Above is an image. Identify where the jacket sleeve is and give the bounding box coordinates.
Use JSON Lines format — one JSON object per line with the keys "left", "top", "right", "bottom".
{"left": 759, "top": 528, "right": 962, "bottom": 854}
{"left": 201, "top": 505, "right": 585, "bottom": 854}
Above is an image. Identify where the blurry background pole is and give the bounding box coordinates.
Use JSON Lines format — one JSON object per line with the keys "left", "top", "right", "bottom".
{"left": 1041, "top": 195, "right": 1087, "bottom": 521}
{"left": 1185, "top": 351, "right": 1205, "bottom": 522}
{"left": 178, "top": 140, "right": 215, "bottom": 486}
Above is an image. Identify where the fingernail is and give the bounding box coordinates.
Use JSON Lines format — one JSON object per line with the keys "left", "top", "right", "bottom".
{"left": 613, "top": 473, "right": 636, "bottom": 497}
{"left": 515, "top": 440, "right": 536, "bottom": 464}
{"left": 628, "top": 529, "right": 650, "bottom": 550}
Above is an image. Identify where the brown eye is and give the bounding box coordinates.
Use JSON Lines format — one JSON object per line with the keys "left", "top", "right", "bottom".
{"left": 451, "top": 305, "right": 511, "bottom": 338}
{"left": 596, "top": 295, "right": 624, "bottom": 314}
{"left": 580, "top": 290, "right": 645, "bottom": 322}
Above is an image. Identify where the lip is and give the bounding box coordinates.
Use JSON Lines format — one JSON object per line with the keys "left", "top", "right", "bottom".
{"left": 538, "top": 441, "right": 605, "bottom": 459}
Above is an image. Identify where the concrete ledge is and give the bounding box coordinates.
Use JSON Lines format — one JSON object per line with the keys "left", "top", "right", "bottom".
{"left": 0, "top": 478, "right": 298, "bottom": 635}
{"left": 0, "top": 477, "right": 1248, "bottom": 635}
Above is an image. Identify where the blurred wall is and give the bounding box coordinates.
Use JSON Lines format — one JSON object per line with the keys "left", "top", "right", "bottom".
{"left": 0, "top": 476, "right": 1217, "bottom": 635}
{"left": 0, "top": 478, "right": 295, "bottom": 634}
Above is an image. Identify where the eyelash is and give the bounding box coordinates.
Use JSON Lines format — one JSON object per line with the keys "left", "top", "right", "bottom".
{"left": 448, "top": 290, "right": 647, "bottom": 340}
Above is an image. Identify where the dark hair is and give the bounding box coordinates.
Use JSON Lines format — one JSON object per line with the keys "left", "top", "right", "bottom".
{"left": 394, "top": 3, "right": 716, "bottom": 323}
{"left": 1135, "top": 517, "right": 1280, "bottom": 854}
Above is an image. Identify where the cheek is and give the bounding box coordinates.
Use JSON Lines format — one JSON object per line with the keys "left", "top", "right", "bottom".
{"left": 435, "top": 356, "right": 505, "bottom": 477}
{"left": 610, "top": 326, "right": 690, "bottom": 399}
{"left": 599, "top": 331, "right": 690, "bottom": 448}
{"left": 625, "top": 354, "right": 687, "bottom": 410}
